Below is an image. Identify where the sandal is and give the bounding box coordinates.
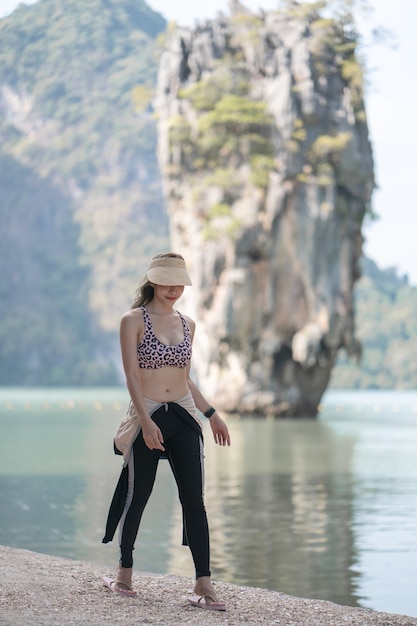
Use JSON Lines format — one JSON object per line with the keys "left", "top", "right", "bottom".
{"left": 188, "top": 593, "right": 226, "bottom": 611}
{"left": 102, "top": 567, "right": 137, "bottom": 598}
{"left": 103, "top": 576, "right": 137, "bottom": 597}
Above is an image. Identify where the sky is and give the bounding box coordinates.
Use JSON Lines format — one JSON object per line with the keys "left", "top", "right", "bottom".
{"left": 1, "top": 0, "right": 416, "bottom": 284}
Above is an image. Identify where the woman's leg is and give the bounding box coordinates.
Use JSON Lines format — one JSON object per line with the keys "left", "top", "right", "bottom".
{"left": 168, "top": 425, "right": 210, "bottom": 579}
{"left": 168, "top": 423, "right": 225, "bottom": 608}
{"left": 118, "top": 431, "right": 160, "bottom": 568}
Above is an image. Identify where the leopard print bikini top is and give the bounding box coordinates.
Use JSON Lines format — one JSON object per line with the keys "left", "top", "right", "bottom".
{"left": 137, "top": 306, "right": 192, "bottom": 369}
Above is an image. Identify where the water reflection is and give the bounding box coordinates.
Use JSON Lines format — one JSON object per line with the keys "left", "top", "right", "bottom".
{"left": 1, "top": 389, "right": 417, "bottom": 617}
{"left": 202, "top": 418, "right": 360, "bottom": 607}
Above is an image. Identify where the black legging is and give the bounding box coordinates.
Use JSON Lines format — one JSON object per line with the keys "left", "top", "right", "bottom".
{"left": 117, "top": 403, "right": 210, "bottom": 578}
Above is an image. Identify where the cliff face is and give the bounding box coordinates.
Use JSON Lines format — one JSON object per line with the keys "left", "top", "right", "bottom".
{"left": 156, "top": 5, "right": 374, "bottom": 415}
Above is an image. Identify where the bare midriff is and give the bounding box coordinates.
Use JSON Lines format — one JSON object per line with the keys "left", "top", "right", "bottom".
{"left": 137, "top": 366, "right": 189, "bottom": 403}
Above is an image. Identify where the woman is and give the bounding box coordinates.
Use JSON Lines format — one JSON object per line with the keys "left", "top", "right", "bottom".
{"left": 102, "top": 252, "right": 230, "bottom": 611}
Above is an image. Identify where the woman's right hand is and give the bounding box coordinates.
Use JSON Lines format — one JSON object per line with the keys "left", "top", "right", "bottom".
{"left": 141, "top": 417, "right": 165, "bottom": 451}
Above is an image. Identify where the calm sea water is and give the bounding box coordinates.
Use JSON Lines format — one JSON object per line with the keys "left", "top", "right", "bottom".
{"left": 0, "top": 387, "right": 416, "bottom": 619}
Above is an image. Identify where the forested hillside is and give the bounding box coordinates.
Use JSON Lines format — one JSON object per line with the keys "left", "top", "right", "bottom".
{"left": 0, "top": 151, "right": 112, "bottom": 384}
{"left": 331, "top": 258, "right": 417, "bottom": 389}
{"left": 0, "top": 0, "right": 168, "bottom": 384}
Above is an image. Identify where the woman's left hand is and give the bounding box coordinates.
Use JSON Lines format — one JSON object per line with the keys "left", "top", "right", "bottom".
{"left": 209, "top": 413, "right": 231, "bottom": 446}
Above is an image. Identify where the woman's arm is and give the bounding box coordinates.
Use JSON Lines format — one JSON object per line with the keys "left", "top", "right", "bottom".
{"left": 120, "top": 311, "right": 165, "bottom": 451}
{"left": 187, "top": 376, "right": 231, "bottom": 446}
{"left": 184, "top": 314, "right": 230, "bottom": 446}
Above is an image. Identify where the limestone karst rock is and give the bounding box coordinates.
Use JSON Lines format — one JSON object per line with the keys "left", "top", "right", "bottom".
{"left": 155, "top": 3, "right": 374, "bottom": 416}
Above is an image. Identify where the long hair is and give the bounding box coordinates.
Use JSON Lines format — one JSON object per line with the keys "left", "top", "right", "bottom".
{"left": 130, "top": 252, "right": 185, "bottom": 309}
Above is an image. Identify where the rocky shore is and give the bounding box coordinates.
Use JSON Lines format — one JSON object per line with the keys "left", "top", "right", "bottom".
{"left": 1, "top": 546, "right": 416, "bottom": 625}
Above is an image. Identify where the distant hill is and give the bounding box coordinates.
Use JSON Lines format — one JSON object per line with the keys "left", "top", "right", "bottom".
{"left": 330, "top": 257, "right": 417, "bottom": 389}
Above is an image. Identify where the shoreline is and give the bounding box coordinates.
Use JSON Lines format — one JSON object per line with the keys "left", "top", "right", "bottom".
{"left": 2, "top": 545, "right": 416, "bottom": 625}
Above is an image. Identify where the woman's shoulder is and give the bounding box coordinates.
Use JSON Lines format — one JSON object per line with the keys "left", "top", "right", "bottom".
{"left": 180, "top": 312, "right": 195, "bottom": 333}
{"left": 121, "top": 307, "right": 145, "bottom": 326}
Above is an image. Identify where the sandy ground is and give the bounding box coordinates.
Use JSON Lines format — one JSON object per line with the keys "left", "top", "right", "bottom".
{"left": 1, "top": 546, "right": 416, "bottom": 626}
